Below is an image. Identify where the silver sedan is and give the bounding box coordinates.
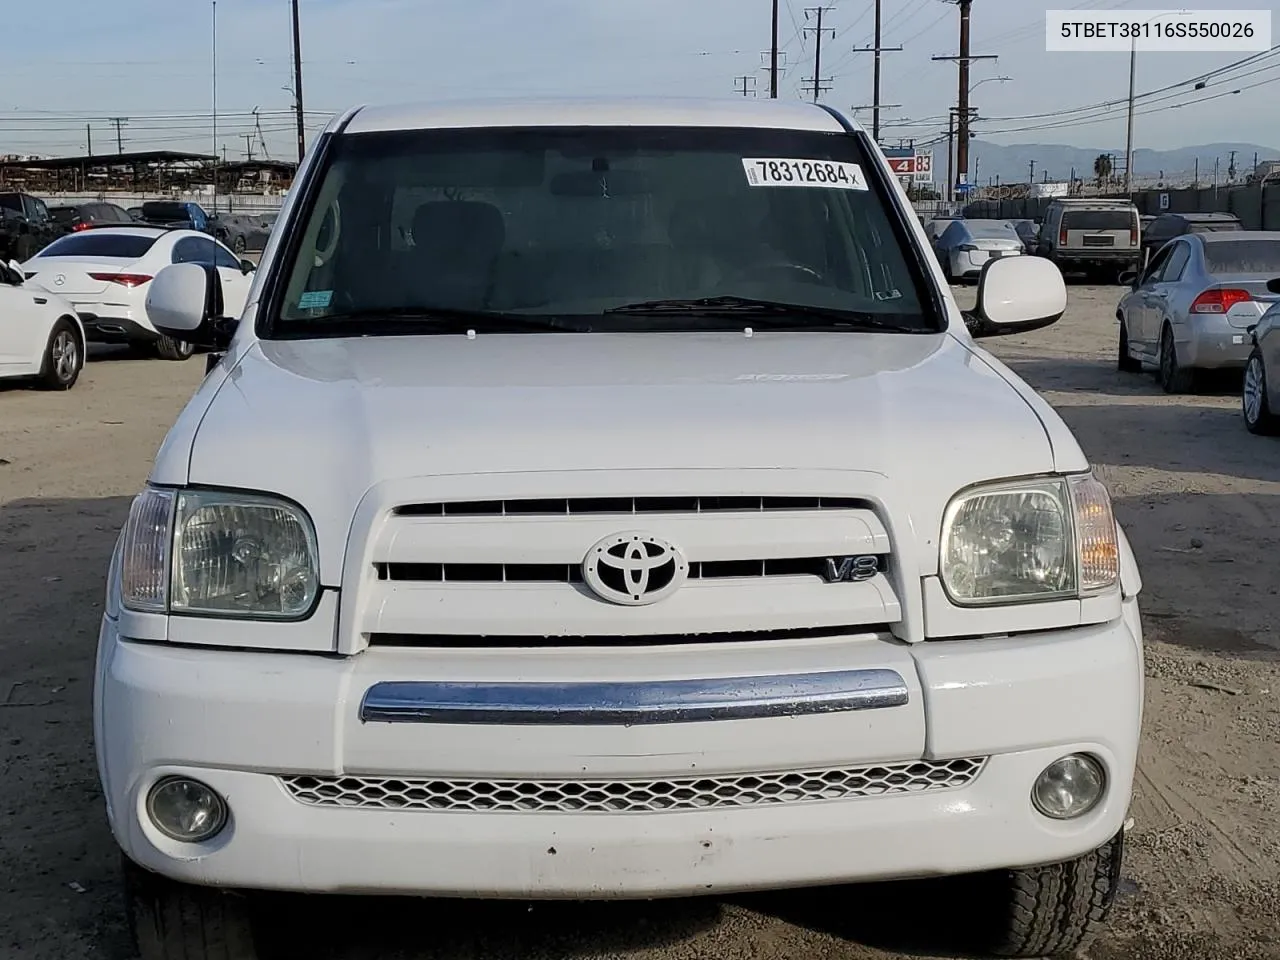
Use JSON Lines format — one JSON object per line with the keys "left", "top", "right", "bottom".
{"left": 1117, "top": 231, "right": 1280, "bottom": 393}
{"left": 1243, "top": 277, "right": 1280, "bottom": 435}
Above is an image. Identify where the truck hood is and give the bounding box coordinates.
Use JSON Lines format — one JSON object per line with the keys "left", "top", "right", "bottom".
{"left": 182, "top": 332, "right": 1067, "bottom": 583}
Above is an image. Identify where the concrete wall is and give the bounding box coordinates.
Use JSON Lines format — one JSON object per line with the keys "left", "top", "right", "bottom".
{"left": 43, "top": 192, "right": 284, "bottom": 215}
{"left": 943, "top": 182, "right": 1280, "bottom": 230}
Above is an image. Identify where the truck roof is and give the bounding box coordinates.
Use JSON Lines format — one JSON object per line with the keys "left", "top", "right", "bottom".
{"left": 343, "top": 97, "right": 857, "bottom": 136}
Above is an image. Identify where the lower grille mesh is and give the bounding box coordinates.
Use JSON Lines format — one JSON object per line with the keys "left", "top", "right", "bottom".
{"left": 279, "top": 758, "right": 985, "bottom": 814}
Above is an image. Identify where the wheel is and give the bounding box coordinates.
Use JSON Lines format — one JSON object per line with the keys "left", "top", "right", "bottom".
{"left": 1116, "top": 316, "right": 1141, "bottom": 372}
{"left": 37, "top": 320, "right": 82, "bottom": 390}
{"left": 155, "top": 336, "right": 195, "bottom": 361}
{"left": 1243, "top": 349, "right": 1280, "bottom": 435}
{"left": 1158, "top": 325, "right": 1195, "bottom": 394}
{"left": 990, "top": 831, "right": 1125, "bottom": 958}
{"left": 232, "top": 234, "right": 247, "bottom": 254}
{"left": 122, "top": 854, "right": 259, "bottom": 960}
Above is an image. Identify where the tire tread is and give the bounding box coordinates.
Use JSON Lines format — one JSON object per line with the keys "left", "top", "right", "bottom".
{"left": 992, "top": 831, "right": 1124, "bottom": 958}
{"left": 123, "top": 855, "right": 257, "bottom": 960}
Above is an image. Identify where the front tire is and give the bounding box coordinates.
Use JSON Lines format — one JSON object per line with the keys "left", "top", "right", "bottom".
{"left": 122, "top": 855, "right": 259, "bottom": 960}
{"left": 990, "top": 831, "right": 1125, "bottom": 958}
{"left": 1243, "top": 349, "right": 1280, "bottom": 435}
{"left": 232, "top": 234, "right": 247, "bottom": 254}
{"left": 155, "top": 336, "right": 195, "bottom": 361}
{"left": 38, "top": 319, "right": 82, "bottom": 390}
{"left": 1158, "top": 325, "right": 1195, "bottom": 394}
{"left": 1117, "top": 317, "right": 1140, "bottom": 372}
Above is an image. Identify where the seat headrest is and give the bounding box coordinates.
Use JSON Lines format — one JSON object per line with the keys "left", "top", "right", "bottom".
{"left": 412, "top": 201, "right": 505, "bottom": 260}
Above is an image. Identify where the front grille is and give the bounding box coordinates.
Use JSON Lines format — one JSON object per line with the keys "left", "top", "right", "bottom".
{"left": 279, "top": 758, "right": 985, "bottom": 814}
{"left": 376, "top": 556, "right": 887, "bottom": 584}
{"left": 394, "top": 496, "right": 872, "bottom": 518}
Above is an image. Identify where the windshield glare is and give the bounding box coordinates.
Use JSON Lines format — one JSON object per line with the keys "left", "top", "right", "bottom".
{"left": 272, "top": 125, "right": 937, "bottom": 335}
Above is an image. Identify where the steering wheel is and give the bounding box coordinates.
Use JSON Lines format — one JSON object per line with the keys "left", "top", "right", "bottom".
{"left": 725, "top": 260, "right": 826, "bottom": 286}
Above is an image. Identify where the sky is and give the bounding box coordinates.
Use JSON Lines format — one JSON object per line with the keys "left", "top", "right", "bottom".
{"left": 3, "top": 0, "right": 1278, "bottom": 161}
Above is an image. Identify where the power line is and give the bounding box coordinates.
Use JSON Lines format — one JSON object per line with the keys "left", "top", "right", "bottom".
{"left": 979, "top": 44, "right": 1280, "bottom": 124}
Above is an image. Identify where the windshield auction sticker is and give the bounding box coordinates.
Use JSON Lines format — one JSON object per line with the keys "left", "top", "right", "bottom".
{"left": 1046, "top": 9, "right": 1271, "bottom": 51}
{"left": 742, "top": 159, "right": 869, "bottom": 190}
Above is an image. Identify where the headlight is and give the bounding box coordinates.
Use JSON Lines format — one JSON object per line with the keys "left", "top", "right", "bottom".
{"left": 940, "top": 474, "right": 1119, "bottom": 606}
{"left": 120, "top": 486, "right": 319, "bottom": 619}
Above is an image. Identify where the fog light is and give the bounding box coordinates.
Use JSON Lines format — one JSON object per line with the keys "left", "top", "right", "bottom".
{"left": 146, "top": 777, "right": 227, "bottom": 842}
{"left": 1032, "top": 754, "right": 1105, "bottom": 820}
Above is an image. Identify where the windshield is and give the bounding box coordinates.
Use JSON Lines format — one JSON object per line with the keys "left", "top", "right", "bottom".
{"left": 1189, "top": 221, "right": 1242, "bottom": 234}
{"left": 34, "top": 233, "right": 159, "bottom": 259}
{"left": 1203, "top": 238, "right": 1280, "bottom": 274}
{"left": 141, "top": 202, "right": 190, "bottom": 221}
{"left": 1062, "top": 210, "right": 1133, "bottom": 231}
{"left": 965, "top": 220, "right": 1020, "bottom": 240}
{"left": 269, "top": 125, "right": 939, "bottom": 336}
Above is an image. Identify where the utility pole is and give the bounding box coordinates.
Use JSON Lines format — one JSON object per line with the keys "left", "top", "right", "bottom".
{"left": 291, "top": 0, "right": 306, "bottom": 163}
{"left": 1228, "top": 149, "right": 1237, "bottom": 182}
{"left": 243, "top": 133, "right": 255, "bottom": 161}
{"left": 1028, "top": 158, "right": 1036, "bottom": 185}
{"left": 803, "top": 7, "right": 836, "bottom": 103}
{"left": 212, "top": 0, "right": 218, "bottom": 214}
{"left": 734, "top": 75, "right": 757, "bottom": 97}
{"left": 946, "top": 109, "right": 956, "bottom": 204}
{"left": 933, "top": 1, "right": 996, "bottom": 200}
{"left": 848, "top": 0, "right": 902, "bottom": 143}
{"left": 1124, "top": 40, "right": 1136, "bottom": 194}
{"left": 770, "top": 0, "right": 780, "bottom": 98}
{"left": 111, "top": 118, "right": 128, "bottom": 155}
{"left": 86, "top": 124, "right": 93, "bottom": 157}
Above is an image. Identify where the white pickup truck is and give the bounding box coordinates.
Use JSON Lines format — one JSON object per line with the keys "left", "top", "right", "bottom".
{"left": 94, "top": 97, "right": 1144, "bottom": 960}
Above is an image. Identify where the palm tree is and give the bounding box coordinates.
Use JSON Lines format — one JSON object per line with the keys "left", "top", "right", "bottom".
{"left": 1093, "top": 154, "right": 1113, "bottom": 186}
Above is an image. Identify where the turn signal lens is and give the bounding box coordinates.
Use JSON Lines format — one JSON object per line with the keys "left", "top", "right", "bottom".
{"left": 1069, "top": 474, "right": 1120, "bottom": 593}
{"left": 120, "top": 487, "right": 176, "bottom": 612}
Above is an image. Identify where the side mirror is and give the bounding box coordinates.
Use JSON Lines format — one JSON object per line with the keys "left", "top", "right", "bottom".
{"left": 964, "top": 255, "right": 1067, "bottom": 339}
{"left": 4, "top": 259, "right": 23, "bottom": 285}
{"left": 1268, "top": 277, "right": 1280, "bottom": 295}
{"left": 145, "top": 263, "right": 237, "bottom": 350}
{"left": 239, "top": 258, "right": 255, "bottom": 275}
{"left": 1119, "top": 269, "right": 1139, "bottom": 289}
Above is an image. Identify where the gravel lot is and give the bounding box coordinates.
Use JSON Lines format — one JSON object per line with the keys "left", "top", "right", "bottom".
{"left": 3, "top": 285, "right": 1279, "bottom": 960}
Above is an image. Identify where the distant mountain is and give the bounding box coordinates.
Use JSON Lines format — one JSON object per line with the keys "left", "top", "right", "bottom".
{"left": 958, "top": 140, "right": 1280, "bottom": 187}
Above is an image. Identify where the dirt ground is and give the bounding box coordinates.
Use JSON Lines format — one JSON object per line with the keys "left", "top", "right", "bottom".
{"left": 2, "top": 287, "right": 1279, "bottom": 960}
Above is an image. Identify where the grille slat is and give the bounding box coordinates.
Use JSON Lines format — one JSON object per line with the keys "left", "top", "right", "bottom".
{"left": 394, "top": 496, "right": 872, "bottom": 518}
{"left": 377, "top": 556, "right": 887, "bottom": 583}
{"left": 281, "top": 759, "right": 985, "bottom": 814}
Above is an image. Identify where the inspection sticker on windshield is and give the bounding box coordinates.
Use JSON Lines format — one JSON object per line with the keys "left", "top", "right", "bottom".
{"left": 742, "top": 158, "right": 868, "bottom": 190}
{"left": 297, "top": 290, "right": 333, "bottom": 310}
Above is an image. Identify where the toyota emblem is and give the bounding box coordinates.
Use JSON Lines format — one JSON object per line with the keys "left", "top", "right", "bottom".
{"left": 582, "top": 532, "right": 688, "bottom": 606}
{"left": 53, "top": 274, "right": 65, "bottom": 286}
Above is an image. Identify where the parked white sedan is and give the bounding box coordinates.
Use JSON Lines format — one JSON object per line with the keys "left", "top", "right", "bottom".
{"left": 22, "top": 227, "right": 255, "bottom": 361}
{"left": 0, "top": 258, "right": 84, "bottom": 389}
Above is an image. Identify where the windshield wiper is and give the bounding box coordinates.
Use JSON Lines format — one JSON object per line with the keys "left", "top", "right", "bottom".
{"left": 297, "top": 306, "right": 586, "bottom": 335}
{"left": 605, "top": 296, "right": 924, "bottom": 332}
